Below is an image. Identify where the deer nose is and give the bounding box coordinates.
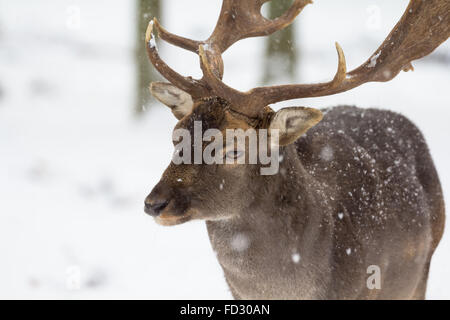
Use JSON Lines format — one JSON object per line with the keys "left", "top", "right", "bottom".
{"left": 144, "top": 199, "right": 169, "bottom": 217}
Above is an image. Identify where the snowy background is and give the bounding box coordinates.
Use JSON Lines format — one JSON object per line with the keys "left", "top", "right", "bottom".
{"left": 0, "top": 0, "right": 449, "bottom": 299}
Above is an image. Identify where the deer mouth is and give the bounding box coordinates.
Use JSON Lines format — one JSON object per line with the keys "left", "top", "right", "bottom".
{"left": 154, "top": 210, "right": 195, "bottom": 226}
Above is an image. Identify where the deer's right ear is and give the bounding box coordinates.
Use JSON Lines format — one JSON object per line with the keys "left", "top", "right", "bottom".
{"left": 150, "top": 82, "right": 194, "bottom": 120}
{"left": 269, "top": 107, "right": 323, "bottom": 146}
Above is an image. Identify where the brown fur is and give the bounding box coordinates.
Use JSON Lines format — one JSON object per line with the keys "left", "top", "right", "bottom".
{"left": 146, "top": 101, "right": 445, "bottom": 299}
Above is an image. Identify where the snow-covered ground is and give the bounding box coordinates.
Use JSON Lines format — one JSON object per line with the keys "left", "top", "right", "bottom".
{"left": 0, "top": 0, "right": 449, "bottom": 299}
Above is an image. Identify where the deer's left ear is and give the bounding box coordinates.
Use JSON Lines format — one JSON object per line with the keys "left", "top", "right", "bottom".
{"left": 150, "top": 82, "right": 194, "bottom": 120}
{"left": 269, "top": 107, "right": 323, "bottom": 146}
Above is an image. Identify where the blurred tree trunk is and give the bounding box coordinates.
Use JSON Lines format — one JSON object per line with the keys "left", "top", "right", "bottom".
{"left": 135, "top": 0, "right": 161, "bottom": 115}
{"left": 262, "top": 0, "right": 298, "bottom": 84}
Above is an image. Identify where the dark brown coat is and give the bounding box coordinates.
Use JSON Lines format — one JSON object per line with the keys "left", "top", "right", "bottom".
{"left": 205, "top": 106, "right": 445, "bottom": 299}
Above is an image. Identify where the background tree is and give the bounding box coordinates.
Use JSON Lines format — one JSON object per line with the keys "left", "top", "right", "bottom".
{"left": 262, "top": 0, "right": 298, "bottom": 84}
{"left": 135, "top": 0, "right": 161, "bottom": 114}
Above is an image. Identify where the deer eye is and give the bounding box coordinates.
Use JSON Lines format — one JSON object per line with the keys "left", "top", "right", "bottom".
{"left": 225, "top": 150, "right": 244, "bottom": 160}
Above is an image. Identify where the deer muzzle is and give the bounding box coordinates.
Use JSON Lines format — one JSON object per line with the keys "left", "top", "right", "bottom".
{"left": 144, "top": 182, "right": 192, "bottom": 225}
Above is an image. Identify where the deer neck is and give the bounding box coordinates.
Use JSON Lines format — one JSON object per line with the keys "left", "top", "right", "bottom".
{"left": 251, "top": 143, "right": 331, "bottom": 213}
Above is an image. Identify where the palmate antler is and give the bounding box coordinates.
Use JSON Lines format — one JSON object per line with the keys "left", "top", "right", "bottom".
{"left": 146, "top": 0, "right": 450, "bottom": 118}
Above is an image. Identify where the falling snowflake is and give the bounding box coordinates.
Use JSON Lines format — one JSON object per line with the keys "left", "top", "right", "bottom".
{"left": 292, "top": 253, "right": 301, "bottom": 264}
{"left": 230, "top": 233, "right": 250, "bottom": 252}
{"left": 368, "top": 51, "right": 381, "bottom": 68}
{"left": 320, "top": 145, "right": 334, "bottom": 162}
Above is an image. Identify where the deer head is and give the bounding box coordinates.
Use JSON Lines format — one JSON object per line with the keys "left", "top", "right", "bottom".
{"left": 144, "top": 0, "right": 449, "bottom": 226}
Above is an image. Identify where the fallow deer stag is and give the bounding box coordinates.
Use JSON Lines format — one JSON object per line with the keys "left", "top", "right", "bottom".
{"left": 144, "top": 0, "right": 448, "bottom": 299}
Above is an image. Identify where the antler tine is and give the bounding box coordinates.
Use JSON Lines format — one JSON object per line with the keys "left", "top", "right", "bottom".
{"left": 153, "top": 18, "right": 202, "bottom": 54}
{"left": 243, "top": 0, "right": 450, "bottom": 106}
{"left": 145, "top": 20, "right": 210, "bottom": 99}
{"left": 208, "top": 0, "right": 312, "bottom": 52}
{"left": 250, "top": 0, "right": 313, "bottom": 37}
{"left": 249, "top": 42, "right": 348, "bottom": 106}
{"left": 152, "top": 0, "right": 311, "bottom": 54}
{"left": 199, "top": 44, "right": 248, "bottom": 107}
